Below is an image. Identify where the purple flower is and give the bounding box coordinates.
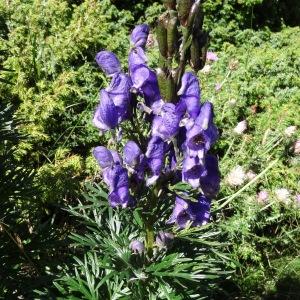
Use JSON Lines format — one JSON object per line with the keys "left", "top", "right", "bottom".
{"left": 129, "top": 47, "right": 161, "bottom": 108}
{"left": 130, "top": 24, "right": 150, "bottom": 48}
{"left": 177, "top": 72, "right": 201, "bottom": 119}
{"left": 182, "top": 155, "right": 206, "bottom": 188}
{"left": 167, "top": 196, "right": 211, "bottom": 228}
{"left": 200, "top": 155, "right": 220, "bottom": 199}
{"left": 129, "top": 47, "right": 148, "bottom": 69}
{"left": 186, "top": 102, "right": 218, "bottom": 158}
{"left": 107, "top": 163, "right": 135, "bottom": 208}
{"left": 152, "top": 103, "right": 181, "bottom": 140}
{"left": 123, "top": 141, "right": 143, "bottom": 168}
{"left": 130, "top": 240, "right": 144, "bottom": 254}
{"left": 93, "top": 146, "right": 134, "bottom": 208}
{"left": 93, "top": 146, "right": 114, "bottom": 169}
{"left": 93, "top": 90, "right": 118, "bottom": 131}
{"left": 145, "top": 136, "right": 165, "bottom": 185}
{"left": 156, "top": 231, "right": 174, "bottom": 249}
{"left": 106, "top": 73, "right": 133, "bottom": 121}
{"left": 95, "top": 51, "right": 121, "bottom": 76}
{"left": 206, "top": 51, "right": 218, "bottom": 62}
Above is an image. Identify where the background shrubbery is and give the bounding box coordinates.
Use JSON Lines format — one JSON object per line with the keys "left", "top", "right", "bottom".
{"left": 0, "top": 0, "right": 299, "bottom": 298}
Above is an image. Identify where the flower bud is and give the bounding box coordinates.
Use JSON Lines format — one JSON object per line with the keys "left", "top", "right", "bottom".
{"left": 163, "top": 0, "right": 176, "bottom": 10}
{"left": 190, "top": 31, "right": 208, "bottom": 72}
{"left": 156, "top": 13, "right": 168, "bottom": 58}
{"left": 167, "top": 11, "right": 179, "bottom": 58}
{"left": 157, "top": 68, "right": 176, "bottom": 102}
{"left": 130, "top": 240, "right": 144, "bottom": 254}
{"left": 156, "top": 231, "right": 174, "bottom": 249}
{"left": 177, "top": 0, "right": 194, "bottom": 27}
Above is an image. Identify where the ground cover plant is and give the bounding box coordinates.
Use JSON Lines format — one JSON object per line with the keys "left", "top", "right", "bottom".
{"left": 0, "top": 0, "right": 299, "bottom": 299}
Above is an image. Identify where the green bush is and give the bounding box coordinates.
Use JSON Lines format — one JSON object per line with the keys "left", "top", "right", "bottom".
{"left": 0, "top": 0, "right": 134, "bottom": 203}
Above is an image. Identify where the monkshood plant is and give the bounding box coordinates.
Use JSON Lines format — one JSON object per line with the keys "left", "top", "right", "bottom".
{"left": 54, "top": 1, "right": 230, "bottom": 298}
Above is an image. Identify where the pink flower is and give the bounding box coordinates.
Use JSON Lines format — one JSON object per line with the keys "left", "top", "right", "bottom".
{"left": 207, "top": 51, "right": 218, "bottom": 62}
{"left": 257, "top": 190, "right": 269, "bottom": 203}
{"left": 215, "top": 83, "right": 222, "bottom": 92}
{"left": 294, "top": 140, "right": 300, "bottom": 155}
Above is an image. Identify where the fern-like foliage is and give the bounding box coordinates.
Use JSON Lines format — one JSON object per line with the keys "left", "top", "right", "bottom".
{"left": 52, "top": 183, "right": 233, "bottom": 299}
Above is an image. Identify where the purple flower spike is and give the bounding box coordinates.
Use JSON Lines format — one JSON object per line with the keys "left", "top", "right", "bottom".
{"left": 123, "top": 141, "right": 143, "bottom": 168}
{"left": 182, "top": 155, "right": 206, "bottom": 188}
{"left": 93, "top": 146, "right": 114, "bottom": 169}
{"left": 131, "top": 24, "right": 150, "bottom": 48}
{"left": 152, "top": 103, "right": 180, "bottom": 140}
{"left": 167, "top": 196, "right": 211, "bottom": 228}
{"left": 93, "top": 90, "right": 118, "bottom": 131}
{"left": 145, "top": 136, "right": 165, "bottom": 185}
{"left": 200, "top": 155, "right": 220, "bottom": 199}
{"left": 130, "top": 240, "right": 144, "bottom": 254}
{"left": 95, "top": 51, "right": 121, "bottom": 76}
{"left": 186, "top": 102, "right": 218, "bottom": 158}
{"left": 177, "top": 72, "right": 201, "bottom": 119}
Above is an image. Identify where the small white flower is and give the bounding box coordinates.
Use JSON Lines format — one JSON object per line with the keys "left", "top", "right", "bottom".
{"left": 246, "top": 170, "right": 257, "bottom": 180}
{"left": 294, "top": 140, "right": 300, "bottom": 155}
{"left": 275, "top": 188, "right": 290, "bottom": 202}
{"left": 200, "top": 64, "right": 211, "bottom": 74}
{"left": 227, "top": 166, "right": 246, "bottom": 187}
{"left": 284, "top": 126, "right": 297, "bottom": 137}
{"left": 234, "top": 120, "right": 247, "bottom": 135}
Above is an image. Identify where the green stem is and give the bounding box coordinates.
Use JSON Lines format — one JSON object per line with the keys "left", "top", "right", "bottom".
{"left": 145, "top": 221, "right": 154, "bottom": 257}
{"left": 144, "top": 186, "right": 160, "bottom": 258}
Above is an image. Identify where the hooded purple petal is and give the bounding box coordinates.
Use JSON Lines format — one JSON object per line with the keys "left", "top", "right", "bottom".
{"left": 145, "top": 136, "right": 165, "bottom": 185}
{"left": 182, "top": 155, "right": 206, "bottom": 188}
{"left": 93, "top": 90, "right": 118, "bottom": 131}
{"left": 186, "top": 102, "right": 218, "bottom": 157}
{"left": 129, "top": 47, "right": 148, "bottom": 71}
{"left": 107, "top": 73, "right": 133, "bottom": 121}
{"left": 106, "top": 163, "right": 135, "bottom": 208}
{"left": 177, "top": 72, "right": 201, "bottom": 119}
{"left": 110, "top": 150, "right": 123, "bottom": 165}
{"left": 123, "top": 141, "right": 143, "bottom": 167}
{"left": 95, "top": 51, "right": 121, "bottom": 76}
{"left": 129, "top": 47, "right": 161, "bottom": 107}
{"left": 200, "top": 155, "right": 220, "bottom": 199}
{"left": 93, "top": 146, "right": 114, "bottom": 169}
{"left": 168, "top": 195, "right": 211, "bottom": 228}
{"left": 130, "top": 24, "right": 150, "bottom": 48}
{"left": 152, "top": 103, "right": 180, "bottom": 140}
